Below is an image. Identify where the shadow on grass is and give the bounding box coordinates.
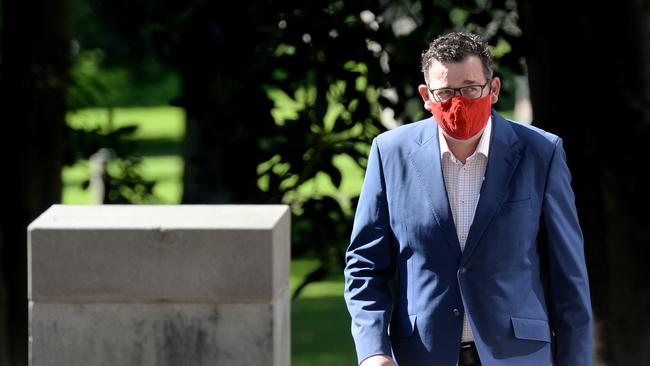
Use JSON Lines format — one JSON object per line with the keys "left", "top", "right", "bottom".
{"left": 127, "top": 137, "right": 182, "bottom": 156}
{"left": 292, "top": 295, "right": 356, "bottom": 366}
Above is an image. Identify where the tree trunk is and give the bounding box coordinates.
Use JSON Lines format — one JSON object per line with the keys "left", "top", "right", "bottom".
{"left": 177, "top": 2, "right": 274, "bottom": 204}
{"left": 519, "top": 0, "right": 650, "bottom": 364}
{"left": 0, "top": 0, "right": 70, "bottom": 363}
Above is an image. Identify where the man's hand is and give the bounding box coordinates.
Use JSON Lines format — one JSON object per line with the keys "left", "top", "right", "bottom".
{"left": 360, "top": 355, "right": 397, "bottom": 366}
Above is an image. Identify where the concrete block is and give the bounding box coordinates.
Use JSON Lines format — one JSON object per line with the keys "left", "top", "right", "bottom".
{"left": 29, "top": 285, "right": 291, "bottom": 366}
{"left": 28, "top": 205, "right": 290, "bottom": 302}
{"left": 28, "top": 205, "right": 291, "bottom": 365}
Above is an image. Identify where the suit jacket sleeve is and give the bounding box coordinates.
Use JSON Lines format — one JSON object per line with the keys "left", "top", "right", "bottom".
{"left": 543, "top": 138, "right": 593, "bottom": 365}
{"left": 344, "top": 137, "right": 396, "bottom": 364}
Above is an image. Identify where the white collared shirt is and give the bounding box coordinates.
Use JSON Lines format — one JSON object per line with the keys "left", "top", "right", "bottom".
{"left": 438, "top": 117, "right": 492, "bottom": 343}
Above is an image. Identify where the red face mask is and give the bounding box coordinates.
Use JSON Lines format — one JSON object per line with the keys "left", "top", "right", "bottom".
{"left": 427, "top": 94, "right": 492, "bottom": 140}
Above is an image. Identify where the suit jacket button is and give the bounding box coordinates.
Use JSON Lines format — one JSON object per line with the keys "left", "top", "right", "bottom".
{"left": 460, "top": 267, "right": 467, "bottom": 274}
{"left": 453, "top": 308, "right": 461, "bottom": 317}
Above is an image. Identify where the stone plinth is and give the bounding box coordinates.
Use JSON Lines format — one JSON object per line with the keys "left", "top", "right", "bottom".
{"left": 28, "top": 205, "right": 291, "bottom": 366}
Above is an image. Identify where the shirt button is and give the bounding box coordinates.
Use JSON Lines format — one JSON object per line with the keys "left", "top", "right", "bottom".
{"left": 453, "top": 308, "right": 461, "bottom": 317}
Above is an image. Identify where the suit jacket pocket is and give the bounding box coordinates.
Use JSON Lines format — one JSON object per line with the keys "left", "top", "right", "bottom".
{"left": 389, "top": 314, "right": 417, "bottom": 339}
{"left": 511, "top": 316, "right": 551, "bottom": 342}
{"left": 498, "top": 197, "right": 532, "bottom": 218}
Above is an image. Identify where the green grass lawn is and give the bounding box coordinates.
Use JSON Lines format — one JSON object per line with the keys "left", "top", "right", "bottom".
{"left": 64, "top": 106, "right": 186, "bottom": 204}
{"left": 64, "top": 106, "right": 365, "bottom": 207}
{"left": 63, "top": 106, "right": 358, "bottom": 365}
{"left": 291, "top": 259, "right": 356, "bottom": 365}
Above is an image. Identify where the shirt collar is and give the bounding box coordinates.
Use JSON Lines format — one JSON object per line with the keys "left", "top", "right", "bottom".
{"left": 438, "top": 117, "right": 492, "bottom": 161}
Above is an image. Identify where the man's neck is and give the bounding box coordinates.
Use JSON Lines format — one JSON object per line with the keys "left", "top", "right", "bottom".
{"left": 444, "top": 133, "right": 483, "bottom": 164}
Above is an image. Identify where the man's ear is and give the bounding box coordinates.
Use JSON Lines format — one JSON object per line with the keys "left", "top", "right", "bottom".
{"left": 418, "top": 84, "right": 431, "bottom": 110}
{"left": 490, "top": 77, "right": 501, "bottom": 105}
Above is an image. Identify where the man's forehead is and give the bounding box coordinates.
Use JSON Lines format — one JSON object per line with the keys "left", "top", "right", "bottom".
{"left": 429, "top": 60, "right": 449, "bottom": 78}
{"left": 427, "top": 56, "right": 484, "bottom": 84}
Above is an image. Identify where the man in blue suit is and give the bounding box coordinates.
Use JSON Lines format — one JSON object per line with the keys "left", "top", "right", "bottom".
{"left": 344, "top": 32, "right": 592, "bottom": 366}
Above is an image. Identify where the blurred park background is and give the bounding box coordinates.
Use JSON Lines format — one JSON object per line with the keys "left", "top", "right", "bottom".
{"left": 0, "top": 0, "right": 649, "bottom": 365}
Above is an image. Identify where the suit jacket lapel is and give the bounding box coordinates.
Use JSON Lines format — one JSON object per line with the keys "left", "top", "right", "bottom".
{"left": 409, "top": 120, "right": 462, "bottom": 260}
{"left": 461, "top": 113, "right": 523, "bottom": 264}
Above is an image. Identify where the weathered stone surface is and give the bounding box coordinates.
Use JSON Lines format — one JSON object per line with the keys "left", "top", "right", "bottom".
{"left": 28, "top": 205, "right": 290, "bottom": 303}
{"left": 28, "top": 205, "right": 291, "bottom": 366}
{"left": 29, "top": 285, "right": 290, "bottom": 366}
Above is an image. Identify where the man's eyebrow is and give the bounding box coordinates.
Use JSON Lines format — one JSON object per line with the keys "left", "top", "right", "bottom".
{"left": 463, "top": 79, "right": 481, "bottom": 85}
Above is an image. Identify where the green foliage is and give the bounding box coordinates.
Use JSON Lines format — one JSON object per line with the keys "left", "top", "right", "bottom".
{"left": 256, "top": 3, "right": 390, "bottom": 295}
{"left": 68, "top": 50, "right": 110, "bottom": 109}
{"left": 68, "top": 49, "right": 180, "bottom": 108}
{"left": 64, "top": 112, "right": 160, "bottom": 204}
{"left": 67, "top": 0, "right": 526, "bottom": 297}
{"left": 71, "top": 0, "right": 182, "bottom": 107}
{"left": 64, "top": 107, "right": 185, "bottom": 204}
{"left": 67, "top": 0, "right": 184, "bottom": 205}
{"left": 255, "top": 0, "right": 524, "bottom": 297}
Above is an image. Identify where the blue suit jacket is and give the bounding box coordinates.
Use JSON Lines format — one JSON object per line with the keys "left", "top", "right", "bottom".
{"left": 344, "top": 112, "right": 592, "bottom": 366}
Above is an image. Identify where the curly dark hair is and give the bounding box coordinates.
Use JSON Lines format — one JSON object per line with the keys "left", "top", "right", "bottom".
{"left": 421, "top": 32, "right": 493, "bottom": 84}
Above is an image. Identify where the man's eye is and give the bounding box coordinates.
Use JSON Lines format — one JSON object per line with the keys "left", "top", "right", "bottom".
{"left": 436, "top": 90, "right": 454, "bottom": 98}
{"left": 462, "top": 86, "right": 480, "bottom": 95}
